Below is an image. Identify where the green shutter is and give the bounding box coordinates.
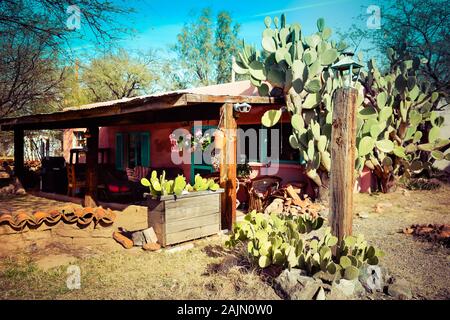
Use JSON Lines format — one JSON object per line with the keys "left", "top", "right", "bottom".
{"left": 115, "top": 133, "right": 124, "bottom": 170}
{"left": 140, "top": 132, "right": 150, "bottom": 167}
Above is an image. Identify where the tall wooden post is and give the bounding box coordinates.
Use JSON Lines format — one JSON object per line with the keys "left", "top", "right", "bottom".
{"left": 219, "top": 103, "right": 237, "bottom": 230}
{"left": 330, "top": 88, "right": 358, "bottom": 244}
{"left": 13, "top": 127, "right": 24, "bottom": 183}
{"left": 85, "top": 126, "right": 99, "bottom": 207}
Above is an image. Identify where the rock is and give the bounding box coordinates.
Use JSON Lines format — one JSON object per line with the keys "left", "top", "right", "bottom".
{"left": 142, "top": 227, "right": 158, "bottom": 243}
{"left": 313, "top": 270, "right": 336, "bottom": 283}
{"left": 264, "top": 198, "right": 284, "bottom": 214}
{"left": 332, "top": 278, "right": 365, "bottom": 299}
{"left": 143, "top": 242, "right": 161, "bottom": 251}
{"left": 359, "top": 265, "right": 388, "bottom": 293}
{"left": 357, "top": 211, "right": 370, "bottom": 219}
{"left": 315, "top": 287, "right": 326, "bottom": 300}
{"left": 387, "top": 278, "right": 412, "bottom": 300}
{"left": 374, "top": 204, "right": 383, "bottom": 213}
{"left": 131, "top": 230, "right": 147, "bottom": 246}
{"left": 274, "top": 269, "right": 322, "bottom": 300}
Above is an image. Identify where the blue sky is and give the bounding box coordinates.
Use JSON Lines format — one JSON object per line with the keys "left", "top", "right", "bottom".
{"left": 72, "top": 0, "right": 387, "bottom": 55}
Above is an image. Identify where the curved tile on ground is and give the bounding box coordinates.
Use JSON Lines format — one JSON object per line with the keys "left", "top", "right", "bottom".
{"left": 0, "top": 205, "right": 117, "bottom": 231}
{"left": 14, "top": 211, "right": 36, "bottom": 228}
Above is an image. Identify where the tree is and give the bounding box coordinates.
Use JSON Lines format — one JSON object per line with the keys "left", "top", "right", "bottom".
{"left": 0, "top": 31, "right": 63, "bottom": 118}
{"left": 215, "top": 12, "right": 240, "bottom": 84}
{"left": 80, "top": 49, "right": 159, "bottom": 102}
{"left": 343, "top": 0, "right": 449, "bottom": 103}
{"left": 0, "top": 0, "right": 131, "bottom": 118}
{"left": 173, "top": 8, "right": 240, "bottom": 86}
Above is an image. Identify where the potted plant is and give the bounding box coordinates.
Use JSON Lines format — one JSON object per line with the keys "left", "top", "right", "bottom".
{"left": 141, "top": 171, "right": 223, "bottom": 247}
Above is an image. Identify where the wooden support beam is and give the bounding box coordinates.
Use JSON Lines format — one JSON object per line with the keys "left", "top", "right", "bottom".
{"left": 84, "top": 126, "right": 99, "bottom": 207}
{"left": 330, "top": 88, "right": 358, "bottom": 246}
{"left": 13, "top": 128, "right": 24, "bottom": 183}
{"left": 219, "top": 103, "right": 237, "bottom": 230}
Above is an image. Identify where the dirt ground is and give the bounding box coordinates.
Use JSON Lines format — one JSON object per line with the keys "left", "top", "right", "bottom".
{"left": 352, "top": 185, "right": 450, "bottom": 300}
{"left": 0, "top": 185, "right": 449, "bottom": 300}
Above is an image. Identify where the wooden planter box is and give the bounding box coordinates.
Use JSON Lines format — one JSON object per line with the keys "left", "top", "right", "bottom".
{"left": 147, "top": 189, "right": 223, "bottom": 247}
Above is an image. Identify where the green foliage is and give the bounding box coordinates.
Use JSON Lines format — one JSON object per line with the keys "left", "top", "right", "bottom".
{"left": 235, "top": 13, "right": 449, "bottom": 193}
{"left": 81, "top": 49, "right": 157, "bottom": 102}
{"left": 356, "top": 51, "right": 449, "bottom": 191}
{"left": 173, "top": 8, "right": 240, "bottom": 86}
{"left": 233, "top": 15, "right": 345, "bottom": 187}
{"left": 226, "top": 211, "right": 383, "bottom": 280}
{"left": 141, "top": 172, "right": 219, "bottom": 196}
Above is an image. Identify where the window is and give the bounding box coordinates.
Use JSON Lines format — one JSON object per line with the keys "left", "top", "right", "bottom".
{"left": 115, "top": 132, "right": 150, "bottom": 170}
{"left": 73, "top": 130, "right": 86, "bottom": 148}
{"left": 237, "top": 123, "right": 300, "bottom": 164}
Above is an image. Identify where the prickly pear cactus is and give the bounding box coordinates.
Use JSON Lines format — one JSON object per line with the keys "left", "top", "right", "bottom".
{"left": 234, "top": 13, "right": 449, "bottom": 192}
{"left": 226, "top": 211, "right": 383, "bottom": 279}
{"left": 355, "top": 51, "right": 449, "bottom": 191}
{"left": 233, "top": 14, "right": 347, "bottom": 187}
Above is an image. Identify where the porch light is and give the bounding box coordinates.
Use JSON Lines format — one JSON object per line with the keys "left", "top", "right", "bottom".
{"left": 330, "top": 52, "right": 364, "bottom": 88}
{"left": 233, "top": 102, "right": 252, "bottom": 113}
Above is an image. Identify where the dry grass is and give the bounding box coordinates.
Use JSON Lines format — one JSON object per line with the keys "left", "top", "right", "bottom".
{"left": 0, "top": 237, "right": 280, "bottom": 300}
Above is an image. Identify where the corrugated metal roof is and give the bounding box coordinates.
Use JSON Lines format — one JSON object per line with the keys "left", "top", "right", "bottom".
{"left": 63, "top": 80, "right": 258, "bottom": 111}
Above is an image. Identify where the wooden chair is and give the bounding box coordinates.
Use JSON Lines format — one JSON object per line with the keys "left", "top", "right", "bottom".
{"left": 66, "top": 164, "right": 86, "bottom": 197}
{"left": 248, "top": 175, "right": 282, "bottom": 212}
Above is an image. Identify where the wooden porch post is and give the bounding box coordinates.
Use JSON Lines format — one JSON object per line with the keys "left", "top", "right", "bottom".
{"left": 219, "top": 103, "right": 237, "bottom": 230}
{"left": 330, "top": 88, "right": 358, "bottom": 245}
{"left": 13, "top": 127, "right": 24, "bottom": 183}
{"left": 84, "top": 126, "right": 99, "bottom": 207}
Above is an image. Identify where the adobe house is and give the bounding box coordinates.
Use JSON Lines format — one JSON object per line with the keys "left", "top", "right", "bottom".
{"left": 0, "top": 80, "right": 373, "bottom": 229}
{"left": 62, "top": 81, "right": 308, "bottom": 183}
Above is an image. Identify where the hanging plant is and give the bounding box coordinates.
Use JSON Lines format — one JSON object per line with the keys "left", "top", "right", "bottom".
{"left": 169, "top": 130, "right": 213, "bottom": 152}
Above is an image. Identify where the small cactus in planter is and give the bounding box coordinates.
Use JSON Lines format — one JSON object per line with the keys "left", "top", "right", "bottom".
{"left": 141, "top": 171, "right": 219, "bottom": 197}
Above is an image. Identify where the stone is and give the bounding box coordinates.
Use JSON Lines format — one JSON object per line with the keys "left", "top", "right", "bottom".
{"left": 274, "top": 269, "right": 322, "bottom": 300}
{"left": 332, "top": 278, "right": 366, "bottom": 299}
{"left": 264, "top": 198, "right": 284, "bottom": 214}
{"left": 131, "top": 230, "right": 147, "bottom": 246}
{"left": 359, "top": 265, "right": 388, "bottom": 293}
{"left": 387, "top": 278, "right": 412, "bottom": 300}
{"left": 312, "top": 270, "right": 336, "bottom": 283}
{"left": 357, "top": 211, "right": 370, "bottom": 219}
{"left": 142, "top": 227, "right": 158, "bottom": 243}
{"left": 15, "top": 188, "right": 26, "bottom": 195}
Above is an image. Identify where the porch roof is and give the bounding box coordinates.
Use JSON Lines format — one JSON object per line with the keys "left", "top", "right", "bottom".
{"left": 0, "top": 81, "right": 282, "bottom": 130}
